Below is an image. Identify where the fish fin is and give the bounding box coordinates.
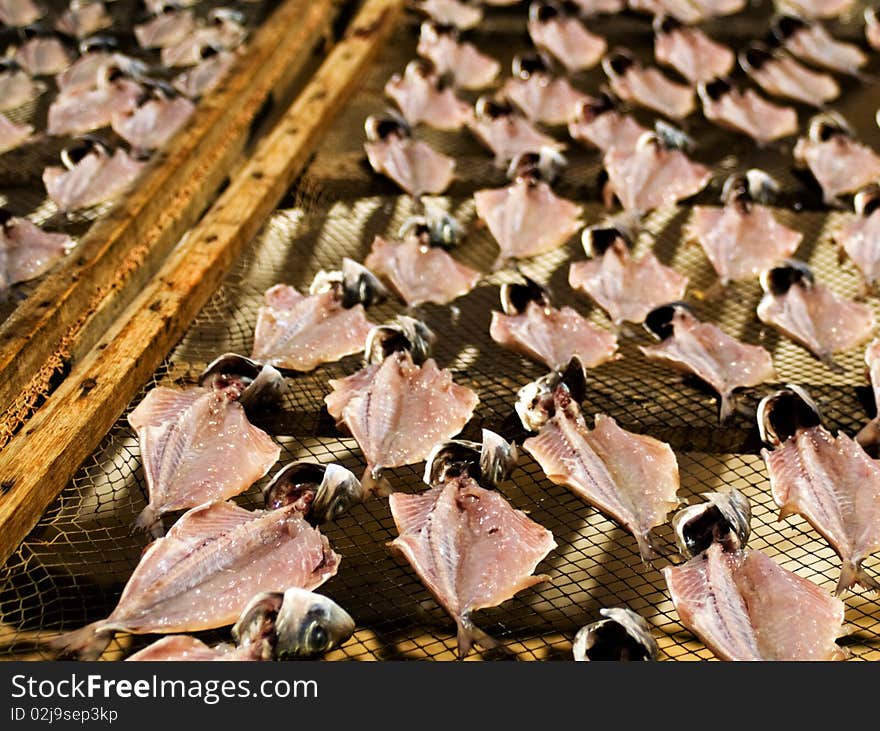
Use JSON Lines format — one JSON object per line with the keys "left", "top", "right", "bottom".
{"left": 47, "top": 622, "right": 115, "bottom": 661}
{"left": 456, "top": 616, "right": 505, "bottom": 660}
{"left": 855, "top": 419, "right": 880, "bottom": 450}
{"left": 837, "top": 561, "right": 880, "bottom": 597}
{"left": 635, "top": 533, "right": 656, "bottom": 568}
{"left": 361, "top": 468, "right": 393, "bottom": 498}
{"left": 776, "top": 504, "right": 797, "bottom": 521}
{"left": 718, "top": 394, "right": 735, "bottom": 424}
{"left": 132, "top": 506, "right": 165, "bottom": 538}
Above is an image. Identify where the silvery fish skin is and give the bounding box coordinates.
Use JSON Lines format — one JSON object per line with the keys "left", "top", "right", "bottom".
{"left": 251, "top": 284, "right": 375, "bottom": 371}
{"left": 134, "top": 9, "right": 197, "bottom": 49}
{"left": 111, "top": 94, "right": 196, "bottom": 152}
{"left": 603, "top": 51, "right": 695, "bottom": 121}
{"left": 739, "top": 44, "right": 839, "bottom": 108}
{"left": 52, "top": 501, "right": 341, "bottom": 660}
{"left": 502, "top": 74, "right": 591, "bottom": 126}
{"left": 490, "top": 300, "right": 619, "bottom": 370}
{"left": 569, "top": 234, "right": 688, "bottom": 326}
{"left": 523, "top": 388, "right": 680, "bottom": 565}
{"left": 604, "top": 134, "right": 712, "bottom": 214}
{"left": 774, "top": 16, "right": 867, "bottom": 75}
{"left": 389, "top": 475, "right": 556, "bottom": 658}
{"left": 417, "top": 23, "right": 500, "bottom": 90}
{"left": 757, "top": 265, "right": 875, "bottom": 366}
{"left": 0, "top": 67, "right": 46, "bottom": 111}
{"left": 55, "top": 2, "right": 112, "bottom": 39}
{"left": 474, "top": 178, "right": 582, "bottom": 266}
{"left": 364, "top": 235, "right": 480, "bottom": 307}
{"left": 573, "top": 607, "right": 658, "bottom": 661}
{"left": 126, "top": 384, "right": 281, "bottom": 534}
{"left": 0, "top": 213, "right": 73, "bottom": 298}
{"left": 0, "top": 0, "right": 44, "bottom": 26}
{"left": 664, "top": 543, "right": 848, "bottom": 661}
{"left": 527, "top": 3, "right": 607, "bottom": 73}
{"left": 0, "top": 113, "right": 35, "bottom": 155}
{"left": 640, "top": 305, "right": 776, "bottom": 422}
{"left": 15, "top": 36, "right": 74, "bottom": 76}
{"left": 697, "top": 79, "right": 798, "bottom": 146}
{"left": 324, "top": 350, "right": 479, "bottom": 482}
{"left": 761, "top": 407, "right": 880, "bottom": 594}
{"left": 43, "top": 146, "right": 146, "bottom": 212}
{"left": 414, "top": 0, "right": 483, "bottom": 30}
{"left": 384, "top": 61, "right": 471, "bottom": 131}
{"left": 654, "top": 21, "right": 735, "bottom": 85}
{"left": 688, "top": 201, "right": 802, "bottom": 286}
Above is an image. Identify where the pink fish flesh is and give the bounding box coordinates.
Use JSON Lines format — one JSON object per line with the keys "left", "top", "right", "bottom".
{"left": 474, "top": 179, "right": 582, "bottom": 265}
{"left": 251, "top": 285, "right": 374, "bottom": 371}
{"left": 43, "top": 147, "right": 146, "bottom": 213}
{"left": 0, "top": 215, "right": 73, "bottom": 296}
{"left": 111, "top": 95, "right": 196, "bottom": 151}
{"left": 55, "top": 2, "right": 112, "bottom": 39}
{"left": 690, "top": 0, "right": 746, "bottom": 16}
{"left": 127, "top": 385, "right": 280, "bottom": 532}
{"left": 172, "top": 51, "right": 238, "bottom": 98}
{"left": 502, "top": 75, "right": 591, "bottom": 126}
{"left": 135, "top": 10, "right": 197, "bottom": 49}
{"left": 15, "top": 37, "right": 73, "bottom": 76}
{"left": 699, "top": 83, "right": 798, "bottom": 145}
{"left": 655, "top": 26, "right": 735, "bottom": 85}
{"left": 605, "top": 60, "right": 695, "bottom": 120}
{"left": 639, "top": 307, "right": 776, "bottom": 422}
{"left": 417, "top": 25, "right": 500, "bottom": 90}
{"left": 763, "top": 425, "right": 880, "bottom": 594}
{"left": 741, "top": 48, "right": 839, "bottom": 108}
{"left": 604, "top": 138, "right": 711, "bottom": 214}
{"left": 490, "top": 301, "right": 618, "bottom": 370}
{"left": 572, "top": 0, "right": 626, "bottom": 13}
{"left": 324, "top": 350, "right": 479, "bottom": 479}
{"left": 777, "top": 0, "right": 855, "bottom": 19}
{"left": 389, "top": 475, "right": 556, "bottom": 657}
{"left": 527, "top": 15, "right": 606, "bottom": 73}
{"left": 757, "top": 277, "right": 875, "bottom": 362}
{"left": 364, "top": 136, "right": 455, "bottom": 198}
{"left": 664, "top": 543, "right": 847, "bottom": 660}
{"left": 414, "top": 0, "right": 482, "bottom": 29}
{"left": 384, "top": 63, "right": 471, "bottom": 130}
{"left": 364, "top": 235, "right": 480, "bottom": 307}
{"left": 127, "top": 635, "right": 260, "bottom": 661}
{"left": 160, "top": 22, "right": 246, "bottom": 68}
{"left": 568, "top": 104, "right": 647, "bottom": 153}
{"left": 0, "top": 113, "right": 34, "bottom": 155}
{"left": 0, "top": 0, "right": 44, "bottom": 26}
{"left": 856, "top": 338, "right": 880, "bottom": 448}
{"left": 523, "top": 389, "right": 680, "bottom": 564}
{"left": 793, "top": 135, "right": 880, "bottom": 205}
{"left": 52, "top": 501, "right": 340, "bottom": 660}
{"left": 628, "top": 0, "right": 703, "bottom": 25}
{"left": 568, "top": 243, "right": 688, "bottom": 325}
{"left": 688, "top": 204, "right": 803, "bottom": 285}
{"left": 47, "top": 78, "right": 143, "bottom": 136}
{"left": 780, "top": 19, "right": 867, "bottom": 74}
{"left": 55, "top": 51, "right": 144, "bottom": 94}
{"left": 0, "top": 69, "right": 46, "bottom": 111}
{"left": 833, "top": 209, "right": 880, "bottom": 286}
{"left": 467, "top": 113, "right": 565, "bottom": 166}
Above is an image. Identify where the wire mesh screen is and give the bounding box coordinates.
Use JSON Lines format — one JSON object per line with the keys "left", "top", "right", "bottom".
{"left": 3, "top": 1, "right": 880, "bottom": 661}
{"left": 0, "top": 0, "right": 277, "bottom": 323}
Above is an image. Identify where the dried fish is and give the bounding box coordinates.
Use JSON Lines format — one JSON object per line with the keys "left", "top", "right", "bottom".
{"left": 527, "top": 1, "right": 607, "bottom": 73}
{"left": 111, "top": 85, "right": 196, "bottom": 152}
{"left": 416, "top": 22, "right": 500, "bottom": 90}
{"left": 0, "top": 0, "right": 44, "bottom": 27}
{"left": 0, "top": 61, "right": 46, "bottom": 111}
{"left": 48, "top": 69, "right": 143, "bottom": 136}
{"left": 0, "top": 210, "right": 74, "bottom": 299}
{"left": 502, "top": 54, "right": 592, "bottom": 126}
{"left": 697, "top": 77, "right": 798, "bottom": 145}
{"left": 262, "top": 462, "right": 364, "bottom": 524}
{"left": 14, "top": 29, "right": 74, "bottom": 76}
{"left": 55, "top": 1, "right": 112, "bottom": 39}
{"left": 384, "top": 60, "right": 471, "bottom": 130}
{"left": 468, "top": 96, "right": 566, "bottom": 166}
{"left": 568, "top": 92, "right": 647, "bottom": 153}
{"left": 0, "top": 113, "right": 35, "bottom": 155}
{"left": 602, "top": 49, "right": 694, "bottom": 121}
{"left": 834, "top": 186, "right": 880, "bottom": 288}
{"left": 672, "top": 487, "right": 751, "bottom": 558}
{"left": 135, "top": 8, "right": 196, "bottom": 50}
{"left": 573, "top": 608, "right": 658, "bottom": 661}
{"left": 172, "top": 48, "right": 238, "bottom": 98}
{"left": 413, "top": 0, "right": 483, "bottom": 30}
{"left": 772, "top": 15, "right": 867, "bottom": 75}
{"left": 654, "top": 17, "right": 735, "bottom": 85}
{"left": 738, "top": 42, "right": 839, "bottom": 108}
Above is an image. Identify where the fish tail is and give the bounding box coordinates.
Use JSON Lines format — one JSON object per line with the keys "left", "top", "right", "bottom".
{"left": 635, "top": 533, "right": 656, "bottom": 568}
{"left": 819, "top": 353, "right": 845, "bottom": 374}
{"left": 47, "top": 622, "right": 115, "bottom": 661}
{"left": 132, "top": 506, "right": 164, "bottom": 538}
{"left": 361, "top": 468, "right": 392, "bottom": 499}
{"left": 837, "top": 561, "right": 880, "bottom": 596}
{"left": 855, "top": 418, "right": 880, "bottom": 450}
{"left": 456, "top": 616, "right": 504, "bottom": 660}
{"left": 718, "top": 394, "right": 735, "bottom": 424}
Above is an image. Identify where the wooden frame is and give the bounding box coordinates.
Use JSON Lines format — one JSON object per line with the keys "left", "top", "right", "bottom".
{"left": 0, "top": 0, "right": 404, "bottom": 568}
{"left": 0, "top": 0, "right": 344, "bottom": 447}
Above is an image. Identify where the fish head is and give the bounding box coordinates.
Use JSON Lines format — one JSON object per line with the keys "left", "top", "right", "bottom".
{"left": 398, "top": 208, "right": 461, "bottom": 248}
{"left": 757, "top": 384, "right": 822, "bottom": 447}
{"left": 738, "top": 43, "right": 774, "bottom": 74}
{"left": 572, "top": 608, "right": 658, "bottom": 661}
{"left": 529, "top": 1, "right": 561, "bottom": 24}
{"left": 653, "top": 14, "right": 682, "bottom": 37}
{"left": 474, "top": 94, "right": 514, "bottom": 121}
{"left": 207, "top": 7, "right": 246, "bottom": 28}
{"left": 60, "top": 136, "right": 111, "bottom": 170}
{"left": 364, "top": 111, "right": 411, "bottom": 142}
{"left": 855, "top": 184, "right": 880, "bottom": 217}
{"left": 867, "top": 6, "right": 880, "bottom": 25}
{"left": 198, "top": 353, "right": 286, "bottom": 408}
{"left": 771, "top": 14, "right": 808, "bottom": 43}
{"left": 263, "top": 462, "right": 364, "bottom": 523}
{"left": 672, "top": 488, "right": 751, "bottom": 558}
{"left": 365, "top": 316, "right": 436, "bottom": 366}
{"left": 515, "top": 356, "right": 586, "bottom": 432}
{"left": 0, "top": 209, "right": 14, "bottom": 229}
{"left": 721, "top": 169, "right": 778, "bottom": 209}
{"left": 424, "top": 429, "right": 518, "bottom": 489}
{"left": 512, "top": 52, "right": 549, "bottom": 80}
{"left": 582, "top": 222, "right": 633, "bottom": 258}
{"left": 499, "top": 276, "right": 552, "bottom": 315}
{"left": 643, "top": 301, "right": 693, "bottom": 341}
{"left": 506, "top": 147, "right": 567, "bottom": 185}
{"left": 602, "top": 49, "right": 636, "bottom": 80}
{"left": 807, "top": 112, "right": 853, "bottom": 144}
{"left": 759, "top": 259, "right": 814, "bottom": 297}
{"left": 231, "top": 591, "right": 284, "bottom": 660}
{"left": 651, "top": 119, "right": 694, "bottom": 153}
{"left": 274, "top": 588, "right": 355, "bottom": 659}
{"left": 420, "top": 20, "right": 459, "bottom": 43}
{"left": 576, "top": 90, "right": 618, "bottom": 122}
{"left": 78, "top": 34, "right": 118, "bottom": 55}
{"left": 309, "top": 257, "right": 388, "bottom": 309}
{"left": 698, "top": 76, "right": 733, "bottom": 105}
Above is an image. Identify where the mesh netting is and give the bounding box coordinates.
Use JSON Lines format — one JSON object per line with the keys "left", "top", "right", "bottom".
{"left": 2, "top": 1, "right": 880, "bottom": 661}
{"left": 0, "top": 0, "right": 276, "bottom": 322}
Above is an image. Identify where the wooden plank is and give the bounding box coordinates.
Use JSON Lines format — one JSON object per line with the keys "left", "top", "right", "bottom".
{"left": 0, "top": 0, "right": 404, "bottom": 568}
{"left": 0, "top": 0, "right": 341, "bottom": 448}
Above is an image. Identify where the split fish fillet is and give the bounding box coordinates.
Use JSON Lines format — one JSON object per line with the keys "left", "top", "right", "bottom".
{"left": 528, "top": 14, "right": 606, "bottom": 73}
{"left": 467, "top": 113, "right": 565, "bottom": 167}
{"left": 55, "top": 2, "right": 112, "bottom": 39}
{"left": 793, "top": 134, "right": 880, "bottom": 205}
{"left": 655, "top": 26, "right": 734, "bottom": 85}
{"left": 834, "top": 209, "right": 880, "bottom": 287}
{"left": 0, "top": 114, "right": 34, "bottom": 155}
{"left": 47, "top": 79, "right": 143, "bottom": 136}
{"left": 0, "top": 215, "right": 73, "bottom": 298}
{"left": 385, "top": 63, "right": 471, "bottom": 131}
{"left": 0, "top": 69, "right": 46, "bottom": 111}
{"left": 15, "top": 37, "right": 73, "bottom": 76}
{"left": 365, "top": 136, "right": 455, "bottom": 198}
{"left": 502, "top": 76, "right": 591, "bottom": 126}
{"left": 43, "top": 147, "right": 146, "bottom": 213}
{"left": 111, "top": 95, "right": 196, "bottom": 151}
{"left": 699, "top": 84, "right": 798, "bottom": 145}
{"left": 416, "top": 25, "right": 500, "bottom": 90}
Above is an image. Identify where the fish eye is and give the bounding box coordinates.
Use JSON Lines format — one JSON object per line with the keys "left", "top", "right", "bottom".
{"left": 308, "top": 622, "right": 329, "bottom": 652}
{"left": 608, "top": 52, "right": 633, "bottom": 76}
{"left": 535, "top": 3, "right": 559, "bottom": 22}
{"left": 744, "top": 46, "right": 771, "bottom": 69}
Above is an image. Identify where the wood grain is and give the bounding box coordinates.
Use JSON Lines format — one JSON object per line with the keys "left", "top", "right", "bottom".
{"left": 0, "top": 0, "right": 404, "bottom": 569}
{"left": 0, "top": 0, "right": 341, "bottom": 447}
